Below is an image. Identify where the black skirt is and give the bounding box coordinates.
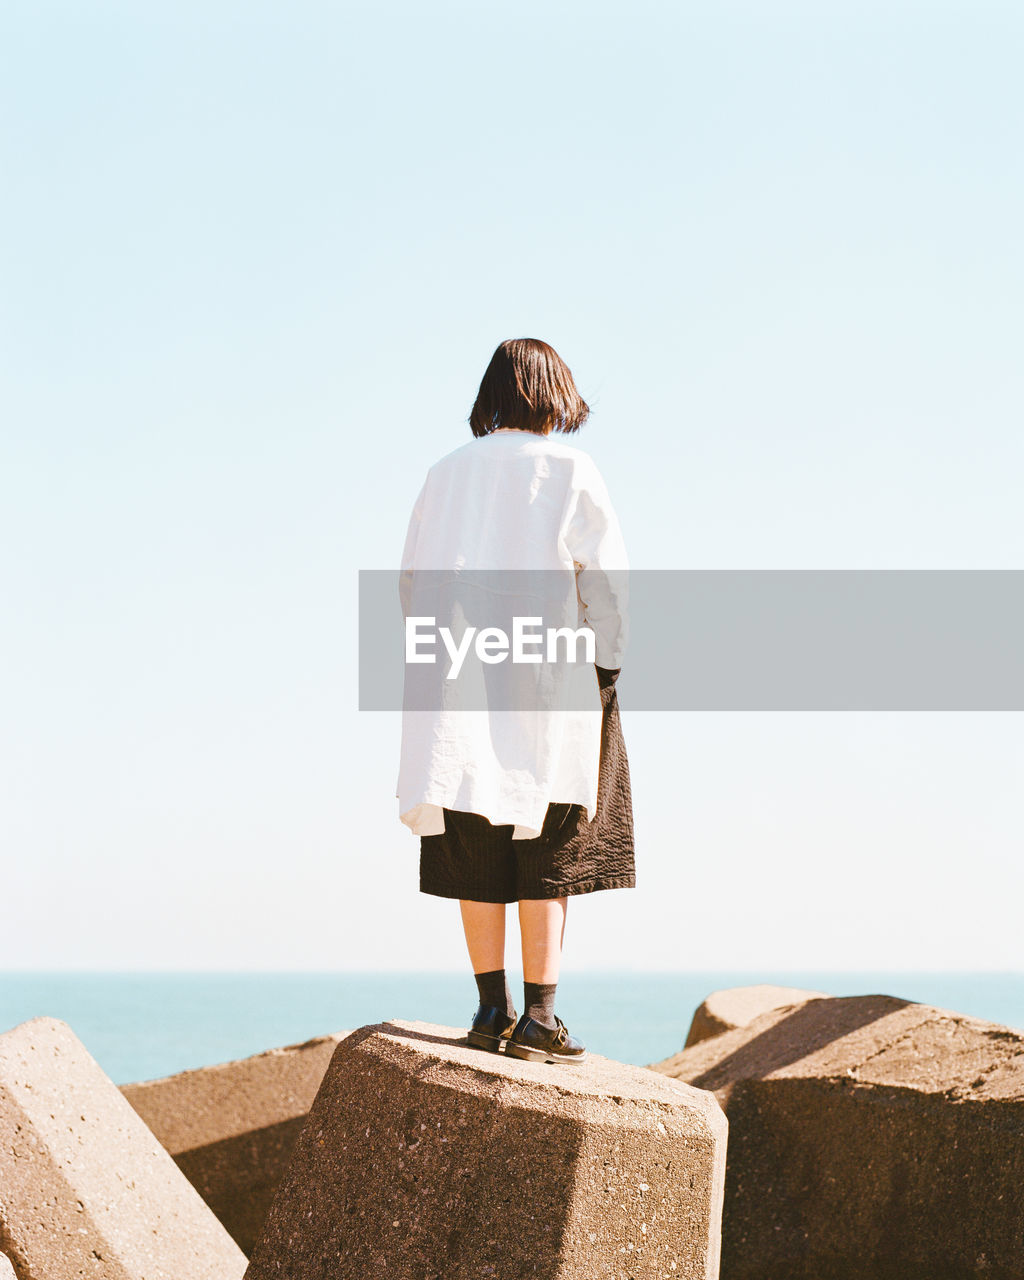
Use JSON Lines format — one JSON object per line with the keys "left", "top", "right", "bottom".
{"left": 418, "top": 666, "right": 636, "bottom": 903}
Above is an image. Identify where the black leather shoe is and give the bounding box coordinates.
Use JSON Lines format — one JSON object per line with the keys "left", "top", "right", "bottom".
{"left": 466, "top": 1004, "right": 518, "bottom": 1053}
{"left": 504, "top": 1014, "right": 587, "bottom": 1064}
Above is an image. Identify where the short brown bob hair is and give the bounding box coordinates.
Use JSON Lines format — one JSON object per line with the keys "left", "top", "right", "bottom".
{"left": 469, "top": 338, "right": 590, "bottom": 438}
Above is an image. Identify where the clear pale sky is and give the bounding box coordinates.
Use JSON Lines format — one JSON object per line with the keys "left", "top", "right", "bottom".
{"left": 2, "top": 2, "right": 1022, "bottom": 972}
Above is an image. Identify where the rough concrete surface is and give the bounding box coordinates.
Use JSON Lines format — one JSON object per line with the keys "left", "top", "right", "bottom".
{"left": 0, "top": 1016, "right": 247, "bottom": 1280}
{"left": 651, "top": 994, "right": 1024, "bottom": 1280}
{"left": 684, "top": 984, "right": 827, "bottom": 1048}
{"left": 121, "top": 1030, "right": 349, "bottom": 1254}
{"left": 245, "top": 1019, "right": 728, "bottom": 1280}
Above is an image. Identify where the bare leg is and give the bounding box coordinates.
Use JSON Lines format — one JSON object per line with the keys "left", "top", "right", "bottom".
{"left": 459, "top": 900, "right": 506, "bottom": 973}
{"left": 518, "top": 897, "right": 568, "bottom": 983}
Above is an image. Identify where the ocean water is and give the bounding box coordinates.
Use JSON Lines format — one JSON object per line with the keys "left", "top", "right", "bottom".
{"left": 0, "top": 970, "right": 1021, "bottom": 1085}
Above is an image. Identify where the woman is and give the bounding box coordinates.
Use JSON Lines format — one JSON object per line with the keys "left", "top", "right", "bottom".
{"left": 397, "top": 338, "right": 634, "bottom": 1065}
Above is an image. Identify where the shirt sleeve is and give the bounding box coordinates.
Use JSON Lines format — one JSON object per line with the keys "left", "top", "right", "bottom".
{"left": 399, "top": 475, "right": 428, "bottom": 618}
{"left": 564, "top": 457, "right": 629, "bottom": 669}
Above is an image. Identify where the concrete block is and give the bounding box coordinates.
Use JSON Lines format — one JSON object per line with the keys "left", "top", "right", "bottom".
{"left": 652, "top": 994, "right": 1024, "bottom": 1279}
{"left": 121, "top": 1031, "right": 349, "bottom": 1254}
{"left": 684, "top": 984, "right": 828, "bottom": 1048}
{"left": 0, "top": 1017, "right": 246, "bottom": 1280}
{"left": 245, "top": 1019, "right": 728, "bottom": 1280}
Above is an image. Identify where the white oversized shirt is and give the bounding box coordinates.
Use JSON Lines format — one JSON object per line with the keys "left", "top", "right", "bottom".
{"left": 396, "top": 427, "right": 628, "bottom": 839}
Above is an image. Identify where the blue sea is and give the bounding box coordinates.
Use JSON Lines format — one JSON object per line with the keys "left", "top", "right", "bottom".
{"left": 1, "top": 971, "right": 1021, "bottom": 1085}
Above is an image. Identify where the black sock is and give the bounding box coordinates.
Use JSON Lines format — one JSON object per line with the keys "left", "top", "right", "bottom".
{"left": 474, "top": 969, "right": 514, "bottom": 1018}
{"left": 524, "top": 980, "right": 558, "bottom": 1030}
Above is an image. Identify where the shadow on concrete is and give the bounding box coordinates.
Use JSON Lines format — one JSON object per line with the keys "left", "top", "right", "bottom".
{"left": 690, "top": 994, "right": 915, "bottom": 1089}
{"left": 334, "top": 1020, "right": 471, "bottom": 1055}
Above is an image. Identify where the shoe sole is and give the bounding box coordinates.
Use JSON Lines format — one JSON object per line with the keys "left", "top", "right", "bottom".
{"left": 504, "top": 1040, "right": 587, "bottom": 1065}
{"left": 466, "top": 1030, "right": 509, "bottom": 1053}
